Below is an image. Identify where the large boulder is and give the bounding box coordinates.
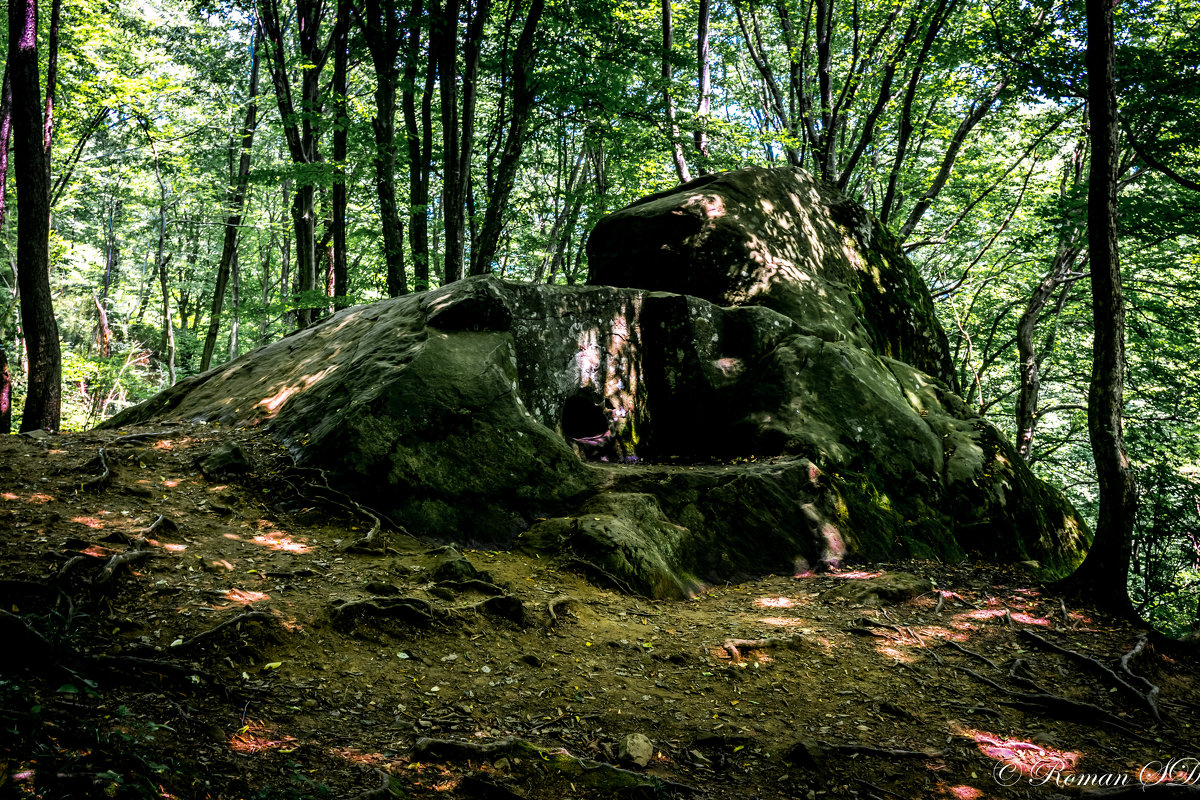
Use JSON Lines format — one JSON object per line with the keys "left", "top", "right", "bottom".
{"left": 104, "top": 167, "right": 1090, "bottom": 597}
{"left": 588, "top": 165, "right": 956, "bottom": 388}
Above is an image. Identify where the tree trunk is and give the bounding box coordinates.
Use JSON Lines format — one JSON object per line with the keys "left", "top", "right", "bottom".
{"left": 403, "top": 0, "right": 435, "bottom": 292}
{"left": 359, "top": 0, "right": 407, "bottom": 296}
{"left": 471, "top": 0, "right": 544, "bottom": 276}
{"left": 92, "top": 294, "right": 111, "bottom": 357}
{"left": 694, "top": 0, "right": 711, "bottom": 168}
{"left": 0, "top": 344, "right": 11, "bottom": 434}
{"left": 158, "top": 252, "right": 176, "bottom": 386}
{"left": 332, "top": 0, "right": 350, "bottom": 303}
{"left": 201, "top": 31, "right": 260, "bottom": 372}
{"left": 1059, "top": 0, "right": 1136, "bottom": 617}
{"left": 435, "top": 0, "right": 489, "bottom": 284}
{"left": 0, "top": 66, "right": 12, "bottom": 227}
{"left": 661, "top": 0, "right": 690, "bottom": 183}
{"left": 258, "top": 0, "right": 333, "bottom": 330}
{"left": 228, "top": 246, "right": 240, "bottom": 361}
{"left": 9, "top": 0, "right": 62, "bottom": 431}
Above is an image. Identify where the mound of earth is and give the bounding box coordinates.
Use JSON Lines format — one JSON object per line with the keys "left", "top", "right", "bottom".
{"left": 0, "top": 425, "right": 1195, "bottom": 800}
{"left": 104, "top": 167, "right": 1088, "bottom": 598}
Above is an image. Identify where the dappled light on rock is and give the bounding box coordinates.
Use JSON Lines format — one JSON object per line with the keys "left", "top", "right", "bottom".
{"left": 103, "top": 166, "right": 1090, "bottom": 597}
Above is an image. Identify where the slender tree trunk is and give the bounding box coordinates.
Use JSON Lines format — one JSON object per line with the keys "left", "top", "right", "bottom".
{"left": 1060, "top": 0, "right": 1136, "bottom": 616}
{"left": 158, "top": 252, "right": 176, "bottom": 386}
{"left": 359, "top": 0, "right": 407, "bottom": 296}
{"left": 471, "top": 0, "right": 544, "bottom": 276}
{"left": 0, "top": 66, "right": 12, "bottom": 227}
{"left": 694, "top": 0, "right": 711, "bottom": 168}
{"left": 92, "top": 294, "right": 111, "bottom": 357}
{"left": 661, "top": 0, "right": 690, "bottom": 183}
{"left": 403, "top": 2, "right": 434, "bottom": 292}
{"left": 435, "top": 0, "right": 489, "bottom": 284}
{"left": 332, "top": 0, "right": 350, "bottom": 303}
{"left": 228, "top": 246, "right": 240, "bottom": 360}
{"left": 258, "top": 0, "right": 333, "bottom": 330}
{"left": 0, "top": 344, "right": 11, "bottom": 434}
{"left": 9, "top": 0, "right": 62, "bottom": 431}
{"left": 201, "top": 32, "right": 260, "bottom": 372}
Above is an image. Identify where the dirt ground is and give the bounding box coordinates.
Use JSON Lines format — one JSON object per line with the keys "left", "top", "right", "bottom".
{"left": 1, "top": 423, "right": 1197, "bottom": 800}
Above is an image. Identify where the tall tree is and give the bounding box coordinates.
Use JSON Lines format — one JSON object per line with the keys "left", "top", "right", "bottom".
{"left": 471, "top": 0, "right": 545, "bottom": 276}
{"left": 433, "top": 0, "right": 489, "bottom": 284}
{"left": 201, "top": 30, "right": 261, "bottom": 372}
{"left": 355, "top": 0, "right": 408, "bottom": 295}
{"left": 331, "top": 0, "right": 350, "bottom": 303}
{"left": 693, "top": 0, "right": 711, "bottom": 169}
{"left": 258, "top": 0, "right": 335, "bottom": 328}
{"left": 9, "top": 0, "right": 62, "bottom": 431}
{"left": 1059, "top": 0, "right": 1137, "bottom": 615}
{"left": 661, "top": 0, "right": 690, "bottom": 183}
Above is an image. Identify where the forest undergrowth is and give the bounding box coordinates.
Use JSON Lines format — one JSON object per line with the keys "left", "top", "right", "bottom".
{"left": 1, "top": 425, "right": 1197, "bottom": 800}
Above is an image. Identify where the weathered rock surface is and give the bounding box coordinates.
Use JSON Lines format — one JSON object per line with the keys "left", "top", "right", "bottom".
{"left": 105, "top": 166, "right": 1089, "bottom": 598}
{"left": 588, "top": 165, "right": 956, "bottom": 387}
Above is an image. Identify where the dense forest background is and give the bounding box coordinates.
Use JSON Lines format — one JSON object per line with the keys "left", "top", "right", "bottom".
{"left": 0, "top": 0, "right": 1198, "bottom": 632}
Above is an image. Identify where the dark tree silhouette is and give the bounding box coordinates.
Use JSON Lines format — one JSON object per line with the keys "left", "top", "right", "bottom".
{"left": 8, "top": 0, "right": 62, "bottom": 431}
{"left": 1058, "top": 0, "right": 1138, "bottom": 616}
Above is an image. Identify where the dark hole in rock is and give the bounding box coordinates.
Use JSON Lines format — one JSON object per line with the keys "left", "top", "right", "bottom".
{"left": 561, "top": 395, "right": 624, "bottom": 462}
{"left": 560, "top": 395, "right": 610, "bottom": 442}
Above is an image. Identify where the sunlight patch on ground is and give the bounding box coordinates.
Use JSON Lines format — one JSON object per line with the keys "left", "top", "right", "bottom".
{"left": 162, "top": 479, "right": 182, "bottom": 488}
{"left": 875, "top": 645, "right": 917, "bottom": 663}
{"left": 956, "top": 725, "right": 1081, "bottom": 778}
{"left": 252, "top": 532, "right": 311, "bottom": 553}
{"left": 73, "top": 516, "right": 106, "bottom": 530}
{"left": 755, "top": 597, "right": 796, "bottom": 608}
{"left": 757, "top": 617, "right": 805, "bottom": 627}
{"left": 158, "top": 542, "right": 187, "bottom": 553}
{"left": 230, "top": 721, "right": 297, "bottom": 754}
{"left": 4, "top": 491, "right": 56, "bottom": 504}
{"left": 225, "top": 588, "right": 270, "bottom": 603}
{"left": 938, "top": 784, "right": 985, "bottom": 799}
{"left": 212, "top": 559, "right": 235, "bottom": 571}
{"left": 335, "top": 748, "right": 386, "bottom": 765}
{"left": 829, "top": 570, "right": 884, "bottom": 580}
{"left": 82, "top": 544, "right": 116, "bottom": 558}
{"left": 1010, "top": 612, "right": 1051, "bottom": 627}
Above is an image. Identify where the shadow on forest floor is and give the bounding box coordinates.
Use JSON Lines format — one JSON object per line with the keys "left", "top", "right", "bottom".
{"left": 1, "top": 424, "right": 1196, "bottom": 800}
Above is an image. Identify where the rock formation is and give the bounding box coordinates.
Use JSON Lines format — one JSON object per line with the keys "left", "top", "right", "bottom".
{"left": 105, "top": 166, "right": 1089, "bottom": 598}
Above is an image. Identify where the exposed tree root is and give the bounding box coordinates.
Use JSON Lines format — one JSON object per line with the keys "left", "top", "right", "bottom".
{"left": 463, "top": 595, "right": 528, "bottom": 626}
{"left": 285, "top": 465, "right": 399, "bottom": 553}
{"left": 722, "top": 637, "right": 804, "bottom": 662}
{"left": 179, "top": 610, "right": 276, "bottom": 651}
{"left": 547, "top": 595, "right": 578, "bottom": 626}
{"left": 411, "top": 736, "right": 697, "bottom": 795}
{"left": 826, "top": 743, "right": 942, "bottom": 758}
{"left": 80, "top": 448, "right": 113, "bottom": 490}
{"left": 942, "top": 640, "right": 999, "bottom": 669}
{"left": 954, "top": 665, "right": 1143, "bottom": 735}
{"left": 436, "top": 578, "right": 508, "bottom": 596}
{"left": 559, "top": 556, "right": 645, "bottom": 598}
{"left": 93, "top": 548, "right": 157, "bottom": 586}
{"left": 332, "top": 596, "right": 442, "bottom": 628}
{"left": 1018, "top": 629, "right": 1161, "bottom": 720}
{"left": 80, "top": 431, "right": 173, "bottom": 491}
